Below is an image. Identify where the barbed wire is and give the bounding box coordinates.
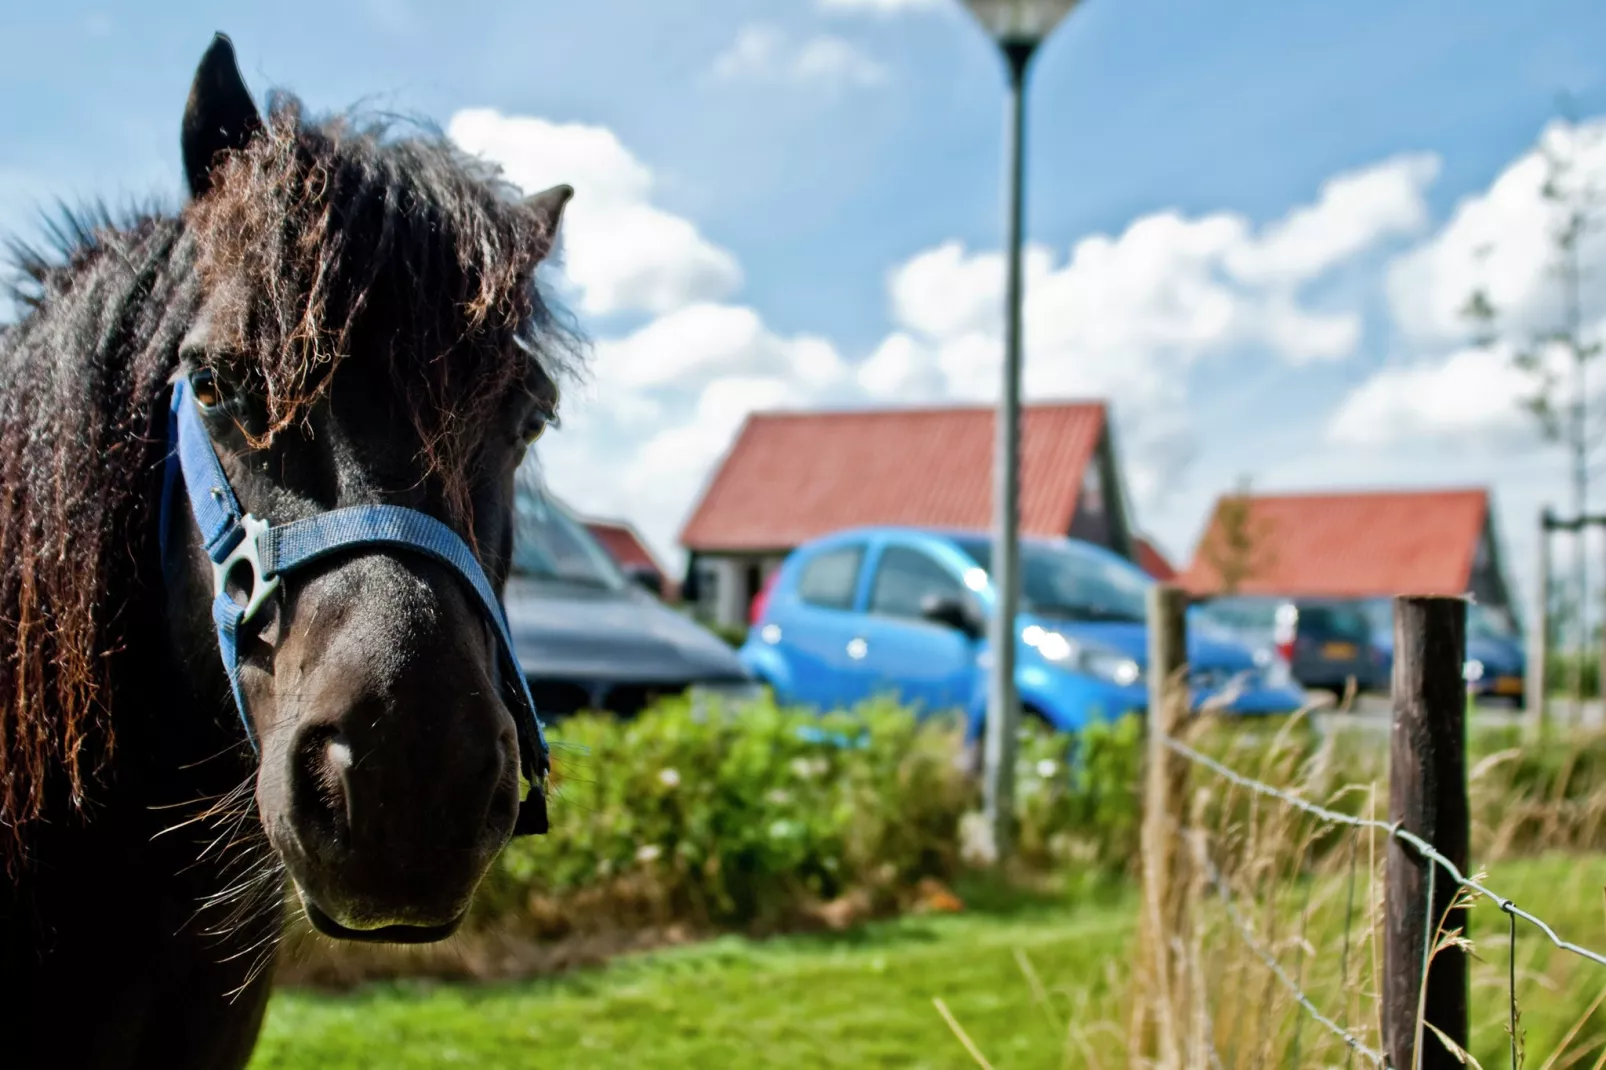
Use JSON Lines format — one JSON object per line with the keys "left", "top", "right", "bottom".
{"left": 1162, "top": 733, "right": 1606, "bottom": 970}
{"left": 1184, "top": 825, "right": 1388, "bottom": 1067}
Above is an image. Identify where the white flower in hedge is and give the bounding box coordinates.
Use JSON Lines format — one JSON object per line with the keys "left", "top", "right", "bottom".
{"left": 636, "top": 844, "right": 663, "bottom": 864}
{"left": 1036, "top": 759, "right": 1058, "bottom": 779}
{"left": 789, "top": 756, "right": 829, "bottom": 779}
{"left": 658, "top": 767, "right": 681, "bottom": 789}
{"left": 766, "top": 788, "right": 791, "bottom": 806}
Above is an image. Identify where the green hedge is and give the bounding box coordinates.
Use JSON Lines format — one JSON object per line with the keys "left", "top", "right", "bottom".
{"left": 283, "top": 696, "right": 1606, "bottom": 986}
{"left": 472, "top": 699, "right": 1606, "bottom": 936}
{"left": 475, "top": 695, "right": 972, "bottom": 933}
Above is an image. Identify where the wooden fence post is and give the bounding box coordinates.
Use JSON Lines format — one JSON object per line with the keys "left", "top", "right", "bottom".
{"left": 1384, "top": 595, "right": 1469, "bottom": 1070}
{"left": 1528, "top": 509, "right": 1550, "bottom": 738}
{"left": 1130, "top": 583, "right": 1190, "bottom": 1067}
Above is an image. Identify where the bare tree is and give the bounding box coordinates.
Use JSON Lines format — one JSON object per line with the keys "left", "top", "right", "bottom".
{"left": 1202, "top": 476, "right": 1275, "bottom": 596}
{"left": 1463, "top": 106, "right": 1604, "bottom": 717}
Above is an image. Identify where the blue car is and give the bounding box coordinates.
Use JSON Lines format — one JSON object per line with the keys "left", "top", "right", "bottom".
{"left": 738, "top": 526, "right": 1308, "bottom": 734}
{"left": 1361, "top": 598, "right": 1527, "bottom": 706}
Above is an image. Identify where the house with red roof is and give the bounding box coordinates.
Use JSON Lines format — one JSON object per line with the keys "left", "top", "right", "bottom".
{"left": 1181, "top": 487, "right": 1514, "bottom": 614}
{"left": 677, "top": 401, "right": 1137, "bottom": 627}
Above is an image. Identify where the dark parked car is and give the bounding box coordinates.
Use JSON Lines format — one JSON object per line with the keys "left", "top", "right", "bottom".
{"left": 503, "top": 483, "right": 760, "bottom": 717}
{"left": 1362, "top": 597, "right": 1526, "bottom": 705}
{"left": 1195, "top": 595, "right": 1387, "bottom": 698}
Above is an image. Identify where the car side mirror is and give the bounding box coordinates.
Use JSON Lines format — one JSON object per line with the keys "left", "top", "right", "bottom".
{"left": 624, "top": 564, "right": 664, "bottom": 597}
{"left": 920, "top": 594, "right": 982, "bottom": 639}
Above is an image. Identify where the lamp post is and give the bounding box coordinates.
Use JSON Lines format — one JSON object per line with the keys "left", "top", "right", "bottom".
{"left": 960, "top": 0, "right": 1082, "bottom": 863}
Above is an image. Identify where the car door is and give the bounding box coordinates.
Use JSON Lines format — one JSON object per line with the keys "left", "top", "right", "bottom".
{"left": 769, "top": 541, "right": 869, "bottom": 711}
{"left": 842, "top": 541, "right": 979, "bottom": 718}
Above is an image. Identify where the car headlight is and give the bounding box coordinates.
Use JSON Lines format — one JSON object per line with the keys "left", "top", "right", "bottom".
{"left": 1024, "top": 625, "right": 1141, "bottom": 686}
{"left": 1463, "top": 659, "right": 1485, "bottom": 683}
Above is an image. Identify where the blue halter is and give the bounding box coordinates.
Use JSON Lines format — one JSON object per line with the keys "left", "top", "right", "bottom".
{"left": 160, "top": 377, "right": 550, "bottom": 835}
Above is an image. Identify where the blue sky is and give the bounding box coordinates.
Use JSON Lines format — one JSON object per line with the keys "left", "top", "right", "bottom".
{"left": 5, "top": 0, "right": 1606, "bottom": 597}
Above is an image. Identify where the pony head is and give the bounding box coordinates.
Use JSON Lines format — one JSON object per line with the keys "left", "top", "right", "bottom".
{"left": 168, "top": 35, "right": 576, "bottom": 941}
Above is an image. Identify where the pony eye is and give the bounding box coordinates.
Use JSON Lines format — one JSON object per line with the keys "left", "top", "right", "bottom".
{"left": 523, "top": 416, "right": 548, "bottom": 445}
{"left": 191, "top": 369, "right": 224, "bottom": 409}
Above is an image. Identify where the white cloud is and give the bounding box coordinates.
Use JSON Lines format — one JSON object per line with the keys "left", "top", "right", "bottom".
{"left": 1327, "top": 345, "right": 1536, "bottom": 446}
{"left": 1324, "top": 119, "right": 1606, "bottom": 455}
{"left": 448, "top": 109, "right": 741, "bottom": 316}
{"left": 1387, "top": 118, "right": 1606, "bottom": 344}
{"left": 540, "top": 301, "right": 852, "bottom": 568}
{"left": 856, "top": 159, "right": 1434, "bottom": 509}
{"left": 819, "top": 0, "right": 944, "bottom": 11}
{"left": 712, "top": 26, "right": 886, "bottom": 89}
{"left": 594, "top": 303, "right": 847, "bottom": 391}
{"left": 1226, "top": 154, "right": 1440, "bottom": 285}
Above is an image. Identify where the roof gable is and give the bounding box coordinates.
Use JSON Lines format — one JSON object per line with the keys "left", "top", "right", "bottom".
{"left": 583, "top": 519, "right": 665, "bottom": 577}
{"left": 1134, "top": 535, "right": 1178, "bottom": 580}
{"left": 678, "top": 402, "right": 1107, "bottom": 553}
{"left": 1181, "top": 488, "right": 1491, "bottom": 598}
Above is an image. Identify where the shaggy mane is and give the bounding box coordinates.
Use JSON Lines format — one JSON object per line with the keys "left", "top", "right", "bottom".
{"left": 0, "top": 93, "right": 581, "bottom": 857}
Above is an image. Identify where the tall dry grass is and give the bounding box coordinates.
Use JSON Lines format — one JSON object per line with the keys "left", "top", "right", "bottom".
{"left": 1109, "top": 713, "right": 1606, "bottom": 1069}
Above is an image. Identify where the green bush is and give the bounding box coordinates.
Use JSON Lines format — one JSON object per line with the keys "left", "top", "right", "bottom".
{"left": 281, "top": 696, "right": 1606, "bottom": 986}
{"left": 1013, "top": 714, "right": 1145, "bottom": 876}
{"left": 314, "top": 689, "right": 1606, "bottom": 952}
{"left": 474, "top": 694, "right": 974, "bottom": 934}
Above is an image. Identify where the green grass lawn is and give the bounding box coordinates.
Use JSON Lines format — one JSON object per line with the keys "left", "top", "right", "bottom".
{"left": 250, "top": 885, "right": 1133, "bottom": 1070}
{"left": 250, "top": 857, "right": 1606, "bottom": 1069}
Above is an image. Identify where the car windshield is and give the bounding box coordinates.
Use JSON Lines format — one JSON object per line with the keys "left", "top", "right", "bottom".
{"left": 1296, "top": 603, "right": 1373, "bottom": 641}
{"left": 1356, "top": 599, "right": 1516, "bottom": 643}
{"left": 1195, "top": 596, "right": 1281, "bottom": 635}
{"left": 955, "top": 537, "right": 1149, "bottom": 623}
{"left": 510, "top": 482, "right": 626, "bottom": 590}
{"left": 1469, "top": 603, "right": 1518, "bottom": 641}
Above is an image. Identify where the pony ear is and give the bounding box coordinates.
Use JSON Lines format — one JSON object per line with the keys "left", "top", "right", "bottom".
{"left": 181, "top": 33, "right": 263, "bottom": 199}
{"left": 524, "top": 185, "right": 573, "bottom": 261}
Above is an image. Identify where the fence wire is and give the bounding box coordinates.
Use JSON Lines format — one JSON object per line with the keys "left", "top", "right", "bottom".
{"left": 1185, "top": 825, "right": 1388, "bottom": 1067}
{"left": 1160, "top": 730, "right": 1606, "bottom": 1069}
{"left": 1162, "top": 733, "right": 1606, "bottom": 970}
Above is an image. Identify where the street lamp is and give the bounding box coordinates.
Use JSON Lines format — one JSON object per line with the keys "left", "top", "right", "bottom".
{"left": 960, "top": 0, "right": 1082, "bottom": 863}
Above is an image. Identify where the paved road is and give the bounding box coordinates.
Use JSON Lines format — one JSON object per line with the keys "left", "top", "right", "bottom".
{"left": 1312, "top": 693, "right": 1602, "bottom": 734}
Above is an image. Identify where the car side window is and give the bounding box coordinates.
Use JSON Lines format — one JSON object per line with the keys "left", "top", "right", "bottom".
{"left": 869, "top": 546, "right": 964, "bottom": 621}
{"left": 1301, "top": 605, "right": 1370, "bottom": 641}
{"left": 796, "top": 545, "right": 864, "bottom": 610}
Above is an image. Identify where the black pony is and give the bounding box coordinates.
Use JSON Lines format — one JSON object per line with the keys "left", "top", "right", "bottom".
{"left": 0, "top": 35, "right": 579, "bottom": 1069}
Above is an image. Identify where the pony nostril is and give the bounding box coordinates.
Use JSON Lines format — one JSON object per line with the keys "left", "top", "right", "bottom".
{"left": 292, "top": 726, "right": 353, "bottom": 845}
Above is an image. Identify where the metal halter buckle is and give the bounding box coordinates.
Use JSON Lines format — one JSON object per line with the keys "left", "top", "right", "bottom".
{"left": 212, "top": 513, "right": 281, "bottom": 624}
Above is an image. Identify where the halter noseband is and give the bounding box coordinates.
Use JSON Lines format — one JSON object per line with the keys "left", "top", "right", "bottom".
{"left": 159, "top": 377, "right": 550, "bottom": 836}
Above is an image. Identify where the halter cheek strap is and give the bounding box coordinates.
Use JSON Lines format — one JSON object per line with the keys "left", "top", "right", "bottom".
{"left": 159, "top": 378, "right": 550, "bottom": 836}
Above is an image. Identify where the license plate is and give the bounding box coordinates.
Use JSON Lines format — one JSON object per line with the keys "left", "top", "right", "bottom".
{"left": 1321, "top": 642, "right": 1357, "bottom": 659}
{"left": 1494, "top": 676, "right": 1523, "bottom": 695}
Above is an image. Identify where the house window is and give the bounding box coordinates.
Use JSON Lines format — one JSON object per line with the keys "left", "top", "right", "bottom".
{"left": 1081, "top": 460, "right": 1104, "bottom": 516}
{"left": 694, "top": 559, "right": 720, "bottom": 613}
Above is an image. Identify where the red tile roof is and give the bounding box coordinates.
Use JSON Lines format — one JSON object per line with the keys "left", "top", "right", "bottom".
{"left": 584, "top": 519, "right": 664, "bottom": 577}
{"left": 1181, "top": 488, "right": 1490, "bottom": 598}
{"left": 1134, "top": 535, "right": 1177, "bottom": 580}
{"left": 678, "top": 402, "right": 1107, "bottom": 552}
